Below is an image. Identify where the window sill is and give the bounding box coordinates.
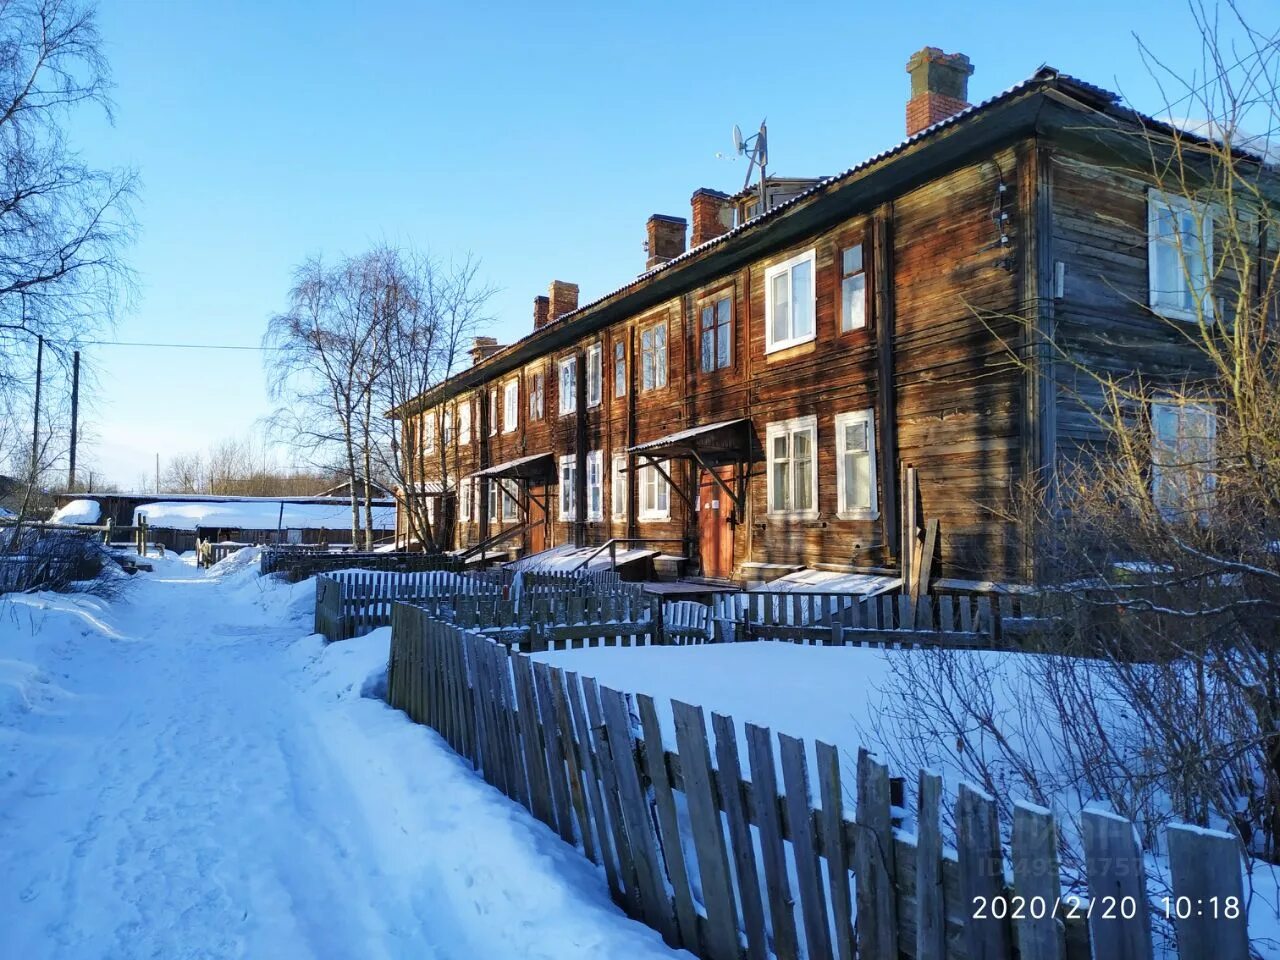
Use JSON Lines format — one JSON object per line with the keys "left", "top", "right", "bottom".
{"left": 638, "top": 514, "right": 671, "bottom": 523}
{"left": 502, "top": 427, "right": 517, "bottom": 435}
{"left": 1149, "top": 301, "right": 1212, "bottom": 323}
{"left": 558, "top": 409, "right": 577, "bottom": 417}
{"left": 837, "top": 509, "right": 880, "bottom": 522}
{"left": 764, "top": 336, "right": 816, "bottom": 361}
{"left": 766, "top": 510, "right": 820, "bottom": 522}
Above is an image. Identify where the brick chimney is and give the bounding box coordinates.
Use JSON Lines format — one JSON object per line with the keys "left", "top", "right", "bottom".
{"left": 548, "top": 280, "right": 579, "bottom": 321}
{"left": 690, "top": 188, "right": 734, "bottom": 247}
{"left": 469, "top": 336, "right": 502, "bottom": 365}
{"left": 645, "top": 215, "right": 687, "bottom": 270}
{"left": 533, "top": 295, "right": 550, "bottom": 330}
{"left": 905, "top": 47, "right": 974, "bottom": 137}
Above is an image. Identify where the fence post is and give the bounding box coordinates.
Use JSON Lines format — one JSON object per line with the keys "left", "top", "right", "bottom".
{"left": 1166, "top": 823, "right": 1249, "bottom": 960}
{"left": 1080, "top": 808, "right": 1153, "bottom": 960}
{"left": 957, "top": 782, "right": 1012, "bottom": 960}
{"left": 915, "top": 770, "right": 946, "bottom": 960}
{"left": 854, "top": 748, "right": 897, "bottom": 960}
{"left": 1010, "top": 801, "right": 1065, "bottom": 960}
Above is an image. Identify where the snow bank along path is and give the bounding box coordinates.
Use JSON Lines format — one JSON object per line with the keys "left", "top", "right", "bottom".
{"left": 0, "top": 552, "right": 686, "bottom": 959}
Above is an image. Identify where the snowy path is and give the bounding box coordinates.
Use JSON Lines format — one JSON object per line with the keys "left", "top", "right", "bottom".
{"left": 0, "top": 555, "right": 684, "bottom": 960}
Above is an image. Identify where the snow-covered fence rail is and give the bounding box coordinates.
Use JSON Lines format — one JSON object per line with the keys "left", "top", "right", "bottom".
{"left": 386, "top": 603, "right": 1252, "bottom": 960}
{"left": 728, "top": 590, "right": 1047, "bottom": 649}
{"left": 314, "top": 570, "right": 501, "bottom": 641}
{"left": 262, "top": 547, "right": 461, "bottom": 581}
{"left": 450, "top": 593, "right": 659, "bottom": 653}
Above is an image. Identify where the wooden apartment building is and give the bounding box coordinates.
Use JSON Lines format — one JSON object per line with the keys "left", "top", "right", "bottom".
{"left": 391, "top": 47, "right": 1231, "bottom": 585}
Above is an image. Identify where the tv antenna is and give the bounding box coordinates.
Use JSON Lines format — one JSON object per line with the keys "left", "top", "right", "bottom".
{"left": 733, "top": 120, "right": 768, "bottom": 213}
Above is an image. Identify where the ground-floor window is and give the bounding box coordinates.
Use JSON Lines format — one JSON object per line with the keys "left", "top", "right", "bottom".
{"left": 766, "top": 415, "right": 818, "bottom": 517}
{"left": 612, "top": 453, "right": 627, "bottom": 520}
{"left": 834, "top": 408, "right": 877, "bottom": 518}
{"left": 1151, "top": 400, "right": 1216, "bottom": 517}
{"left": 638, "top": 459, "right": 671, "bottom": 521}
{"left": 559, "top": 455, "right": 577, "bottom": 520}
{"left": 587, "top": 451, "right": 603, "bottom": 521}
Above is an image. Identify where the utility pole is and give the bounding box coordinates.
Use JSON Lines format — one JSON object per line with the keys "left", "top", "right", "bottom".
{"left": 68, "top": 350, "right": 80, "bottom": 491}
{"left": 30, "top": 335, "right": 43, "bottom": 481}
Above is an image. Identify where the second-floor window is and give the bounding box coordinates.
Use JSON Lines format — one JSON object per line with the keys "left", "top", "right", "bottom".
{"left": 458, "top": 400, "right": 471, "bottom": 443}
{"left": 841, "top": 244, "right": 867, "bottom": 331}
{"left": 558, "top": 356, "right": 577, "bottom": 415}
{"left": 529, "top": 371, "right": 545, "bottom": 420}
{"left": 640, "top": 323, "right": 667, "bottom": 392}
{"left": 614, "top": 341, "right": 626, "bottom": 397}
{"left": 700, "top": 296, "right": 732, "bottom": 372}
{"left": 765, "top": 249, "right": 816, "bottom": 352}
{"left": 423, "top": 415, "right": 436, "bottom": 453}
{"left": 442, "top": 406, "right": 454, "bottom": 447}
{"left": 1148, "top": 191, "right": 1213, "bottom": 322}
{"left": 587, "top": 344, "right": 602, "bottom": 407}
{"left": 488, "top": 390, "right": 498, "bottom": 436}
{"left": 502, "top": 379, "right": 519, "bottom": 433}
{"left": 767, "top": 415, "right": 817, "bottom": 516}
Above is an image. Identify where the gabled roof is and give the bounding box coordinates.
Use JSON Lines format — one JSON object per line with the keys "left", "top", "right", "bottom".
{"left": 396, "top": 65, "right": 1247, "bottom": 416}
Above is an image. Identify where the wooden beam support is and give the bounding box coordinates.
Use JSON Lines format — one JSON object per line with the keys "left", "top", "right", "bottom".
{"left": 689, "top": 450, "right": 746, "bottom": 519}
{"left": 637, "top": 454, "right": 695, "bottom": 512}
{"left": 874, "top": 202, "right": 900, "bottom": 567}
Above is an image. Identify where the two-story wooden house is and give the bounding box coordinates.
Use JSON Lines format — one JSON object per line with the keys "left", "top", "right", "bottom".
{"left": 390, "top": 47, "right": 1234, "bottom": 586}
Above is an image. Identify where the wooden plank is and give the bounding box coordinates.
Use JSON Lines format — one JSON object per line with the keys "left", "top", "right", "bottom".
{"left": 600, "top": 686, "right": 678, "bottom": 944}
{"left": 915, "top": 769, "right": 946, "bottom": 960}
{"left": 712, "top": 712, "right": 768, "bottom": 960}
{"left": 854, "top": 748, "right": 897, "bottom": 960}
{"left": 511, "top": 654, "right": 555, "bottom": 829}
{"left": 671, "top": 699, "right": 741, "bottom": 960}
{"left": 779, "top": 733, "right": 833, "bottom": 960}
{"left": 956, "top": 782, "right": 1012, "bottom": 960}
{"left": 490, "top": 641, "right": 525, "bottom": 804}
{"left": 744, "top": 723, "right": 800, "bottom": 960}
{"left": 549, "top": 666, "right": 596, "bottom": 864}
{"left": 816, "top": 741, "right": 855, "bottom": 960}
{"left": 1081, "top": 809, "right": 1152, "bottom": 960}
{"left": 636, "top": 694, "right": 698, "bottom": 949}
{"left": 1011, "top": 801, "right": 1065, "bottom": 960}
{"left": 531, "top": 659, "right": 575, "bottom": 845}
{"left": 566, "top": 672, "right": 621, "bottom": 897}
{"left": 583, "top": 676, "right": 640, "bottom": 914}
{"left": 1166, "top": 823, "right": 1249, "bottom": 960}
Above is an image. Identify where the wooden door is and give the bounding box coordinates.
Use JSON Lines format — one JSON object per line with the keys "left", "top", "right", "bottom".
{"left": 697, "top": 467, "right": 735, "bottom": 579}
{"left": 528, "top": 484, "right": 548, "bottom": 554}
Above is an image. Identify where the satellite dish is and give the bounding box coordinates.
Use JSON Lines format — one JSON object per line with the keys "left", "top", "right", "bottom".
{"left": 732, "top": 124, "right": 744, "bottom": 155}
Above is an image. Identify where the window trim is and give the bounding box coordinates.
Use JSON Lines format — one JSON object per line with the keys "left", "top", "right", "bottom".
{"left": 764, "top": 249, "right": 817, "bottom": 353}
{"left": 1150, "top": 398, "right": 1217, "bottom": 515}
{"left": 586, "top": 343, "right": 603, "bottom": 408}
{"left": 557, "top": 356, "right": 577, "bottom": 416}
{"left": 529, "top": 370, "right": 545, "bottom": 421}
{"left": 765, "top": 414, "right": 819, "bottom": 519}
{"left": 1147, "top": 190, "right": 1214, "bottom": 323}
{"left": 586, "top": 450, "right": 603, "bottom": 521}
{"left": 502, "top": 378, "right": 519, "bottom": 434}
{"left": 458, "top": 398, "right": 472, "bottom": 444}
{"left": 834, "top": 408, "right": 879, "bottom": 520}
{"left": 637, "top": 458, "right": 672, "bottom": 522}
{"left": 840, "top": 243, "right": 868, "bottom": 333}
{"left": 611, "top": 453, "right": 627, "bottom": 520}
{"left": 699, "top": 293, "right": 733, "bottom": 373}
{"left": 613, "top": 341, "right": 626, "bottom": 398}
{"left": 558, "top": 454, "right": 577, "bottom": 520}
{"left": 488, "top": 390, "right": 498, "bottom": 436}
{"left": 639, "top": 321, "right": 668, "bottom": 393}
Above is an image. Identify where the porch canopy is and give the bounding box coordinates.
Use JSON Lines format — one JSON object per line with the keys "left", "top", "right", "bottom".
{"left": 465, "top": 451, "right": 557, "bottom": 483}
{"left": 627, "top": 418, "right": 757, "bottom": 515}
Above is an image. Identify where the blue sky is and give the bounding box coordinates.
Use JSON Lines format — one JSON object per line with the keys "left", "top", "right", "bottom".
{"left": 73, "top": 0, "right": 1269, "bottom": 486}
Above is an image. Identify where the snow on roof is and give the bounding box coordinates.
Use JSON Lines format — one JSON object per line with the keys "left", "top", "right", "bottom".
{"left": 507, "top": 544, "right": 658, "bottom": 573}
{"left": 755, "top": 568, "right": 901, "bottom": 595}
{"left": 50, "top": 499, "right": 101, "bottom": 525}
{"left": 133, "top": 500, "right": 396, "bottom": 532}
{"left": 629, "top": 418, "right": 749, "bottom": 453}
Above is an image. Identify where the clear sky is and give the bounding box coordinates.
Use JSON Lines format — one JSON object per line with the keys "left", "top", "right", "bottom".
{"left": 70, "top": 0, "right": 1271, "bottom": 487}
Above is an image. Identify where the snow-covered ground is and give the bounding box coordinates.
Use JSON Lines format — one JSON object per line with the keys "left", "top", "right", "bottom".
{"left": 0, "top": 551, "right": 687, "bottom": 959}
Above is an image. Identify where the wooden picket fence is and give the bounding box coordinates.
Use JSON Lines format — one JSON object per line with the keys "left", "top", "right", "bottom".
{"left": 262, "top": 546, "right": 461, "bottom": 581}
{"left": 386, "top": 602, "right": 1253, "bottom": 960}
{"left": 314, "top": 570, "right": 502, "bottom": 641}
{"left": 452, "top": 593, "right": 660, "bottom": 653}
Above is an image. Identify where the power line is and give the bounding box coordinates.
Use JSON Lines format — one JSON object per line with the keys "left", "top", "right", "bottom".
{"left": 81, "top": 339, "right": 283, "bottom": 351}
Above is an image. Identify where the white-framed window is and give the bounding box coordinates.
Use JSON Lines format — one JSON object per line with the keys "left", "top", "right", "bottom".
{"left": 529, "top": 370, "right": 545, "bottom": 420}
{"left": 1148, "top": 191, "right": 1213, "bottom": 321}
{"left": 458, "top": 400, "right": 472, "bottom": 444}
{"left": 614, "top": 341, "right": 626, "bottom": 398}
{"left": 500, "top": 481, "right": 519, "bottom": 522}
{"left": 586, "top": 450, "right": 603, "bottom": 521}
{"left": 640, "top": 323, "right": 668, "bottom": 392}
{"left": 766, "top": 415, "right": 818, "bottom": 516}
{"left": 423, "top": 414, "right": 437, "bottom": 453}
{"left": 1151, "top": 400, "right": 1217, "bottom": 517}
{"left": 460, "top": 478, "right": 473, "bottom": 523}
{"left": 765, "top": 249, "right": 816, "bottom": 352}
{"left": 487, "top": 479, "right": 498, "bottom": 523}
{"left": 558, "top": 356, "right": 577, "bottom": 415}
{"left": 834, "top": 409, "right": 877, "bottom": 518}
{"left": 587, "top": 344, "right": 603, "bottom": 408}
{"left": 502, "top": 379, "right": 519, "bottom": 433}
{"left": 488, "top": 389, "right": 498, "bottom": 436}
{"left": 841, "top": 244, "right": 867, "bottom": 331}
{"left": 442, "top": 407, "right": 454, "bottom": 447}
{"left": 638, "top": 459, "right": 671, "bottom": 521}
{"left": 700, "top": 296, "right": 732, "bottom": 372}
{"left": 611, "top": 453, "right": 627, "bottom": 520}
{"left": 559, "top": 454, "right": 577, "bottom": 520}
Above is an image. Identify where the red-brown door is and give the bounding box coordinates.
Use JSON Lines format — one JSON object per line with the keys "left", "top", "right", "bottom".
{"left": 697, "top": 467, "right": 735, "bottom": 579}
{"left": 528, "top": 484, "right": 548, "bottom": 554}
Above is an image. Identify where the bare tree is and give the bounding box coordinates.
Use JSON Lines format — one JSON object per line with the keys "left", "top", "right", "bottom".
{"left": 0, "top": 0, "right": 135, "bottom": 507}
